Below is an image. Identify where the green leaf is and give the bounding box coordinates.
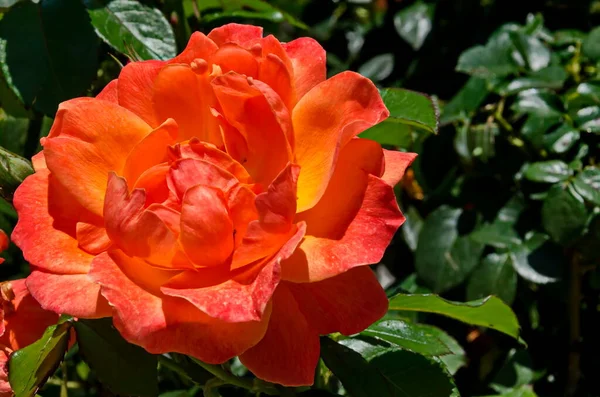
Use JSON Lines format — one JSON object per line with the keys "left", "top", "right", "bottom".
{"left": 511, "top": 89, "right": 563, "bottom": 118}
{"left": 523, "top": 160, "right": 571, "bottom": 183}
{"left": 379, "top": 88, "right": 439, "bottom": 133}
{"left": 583, "top": 26, "right": 600, "bottom": 61}
{"left": 321, "top": 337, "right": 456, "bottom": 397}
{"left": 553, "top": 29, "right": 586, "bottom": 46}
{"left": 362, "top": 320, "right": 452, "bottom": 356}
{"left": 426, "top": 327, "right": 466, "bottom": 375}
{"left": 470, "top": 223, "right": 521, "bottom": 249}
{"left": 509, "top": 232, "right": 563, "bottom": 284}
{"left": 456, "top": 32, "right": 519, "bottom": 78}
{"left": 74, "top": 318, "right": 158, "bottom": 397}
{"left": 541, "top": 184, "right": 588, "bottom": 246}
{"left": 8, "top": 321, "right": 72, "bottom": 397}
{"left": 521, "top": 113, "right": 561, "bottom": 149}
{"left": 0, "top": 112, "right": 28, "bottom": 155}
{"left": 490, "top": 350, "right": 537, "bottom": 393}
{"left": 415, "top": 206, "right": 484, "bottom": 293}
{"left": 359, "top": 121, "right": 413, "bottom": 148}
{"left": 0, "top": 146, "right": 33, "bottom": 202}
{"left": 199, "top": 0, "right": 307, "bottom": 30}
{"left": 388, "top": 294, "right": 521, "bottom": 340}
{"left": 467, "top": 253, "right": 517, "bottom": 304}
{"left": 542, "top": 124, "right": 580, "bottom": 154}
{"left": 572, "top": 167, "right": 600, "bottom": 205}
{"left": 358, "top": 53, "right": 394, "bottom": 82}
{"left": 441, "top": 77, "right": 488, "bottom": 124}
{"left": 509, "top": 31, "right": 550, "bottom": 72}
{"left": 393, "top": 1, "right": 434, "bottom": 50}
{"left": 0, "top": 0, "right": 99, "bottom": 116}
{"left": 86, "top": 0, "right": 176, "bottom": 61}
{"left": 401, "top": 206, "right": 423, "bottom": 252}
{"left": 498, "top": 66, "right": 567, "bottom": 95}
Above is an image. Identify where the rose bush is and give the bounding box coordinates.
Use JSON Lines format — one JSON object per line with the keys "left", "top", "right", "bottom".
{"left": 11, "top": 23, "right": 416, "bottom": 385}
{"left": 0, "top": 278, "right": 60, "bottom": 397}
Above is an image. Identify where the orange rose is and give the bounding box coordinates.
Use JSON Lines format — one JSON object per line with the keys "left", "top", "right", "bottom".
{"left": 1, "top": 279, "right": 60, "bottom": 397}
{"left": 12, "top": 23, "right": 416, "bottom": 386}
{"left": 0, "top": 231, "right": 8, "bottom": 265}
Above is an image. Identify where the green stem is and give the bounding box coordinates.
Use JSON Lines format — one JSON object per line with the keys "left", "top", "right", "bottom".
{"left": 158, "top": 355, "right": 196, "bottom": 383}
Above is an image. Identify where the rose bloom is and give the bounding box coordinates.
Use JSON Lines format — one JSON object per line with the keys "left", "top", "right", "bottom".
{"left": 1, "top": 279, "right": 60, "bottom": 397}
{"left": 12, "top": 23, "right": 415, "bottom": 385}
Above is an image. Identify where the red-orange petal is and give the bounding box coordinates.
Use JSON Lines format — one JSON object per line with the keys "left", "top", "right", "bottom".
{"left": 152, "top": 64, "right": 222, "bottom": 144}
{"left": 211, "top": 43, "right": 259, "bottom": 77}
{"left": 43, "top": 98, "right": 152, "bottom": 216}
{"left": 0, "top": 279, "right": 59, "bottom": 350}
{"left": 104, "top": 173, "right": 178, "bottom": 266}
{"left": 167, "top": 158, "right": 239, "bottom": 201}
{"left": 171, "top": 31, "right": 219, "bottom": 64}
{"left": 292, "top": 71, "right": 389, "bottom": 212}
{"left": 212, "top": 73, "right": 292, "bottom": 186}
{"left": 287, "top": 267, "right": 388, "bottom": 335}
{"left": 12, "top": 170, "right": 94, "bottom": 275}
{"left": 381, "top": 149, "right": 418, "bottom": 186}
{"left": 0, "top": 230, "right": 7, "bottom": 256}
{"left": 26, "top": 270, "right": 111, "bottom": 319}
{"left": 282, "top": 37, "right": 326, "bottom": 100}
{"left": 118, "top": 60, "right": 165, "bottom": 127}
{"left": 179, "top": 185, "right": 234, "bottom": 267}
{"left": 89, "top": 250, "right": 270, "bottom": 363}
{"left": 240, "top": 284, "right": 319, "bottom": 386}
{"left": 96, "top": 79, "right": 119, "bottom": 103}
{"left": 207, "top": 23, "right": 263, "bottom": 47}
{"left": 283, "top": 139, "right": 404, "bottom": 282}
{"left": 76, "top": 222, "right": 112, "bottom": 255}
{"left": 123, "top": 118, "right": 178, "bottom": 189}
{"left": 179, "top": 139, "right": 252, "bottom": 184}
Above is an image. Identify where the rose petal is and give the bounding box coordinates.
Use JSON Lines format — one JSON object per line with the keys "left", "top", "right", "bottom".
{"left": 26, "top": 270, "right": 111, "bottom": 319}
{"left": 179, "top": 185, "right": 234, "bottom": 267}
{"left": 118, "top": 60, "right": 165, "bottom": 127}
{"left": 283, "top": 139, "right": 404, "bottom": 282}
{"left": 177, "top": 140, "right": 252, "bottom": 184}
{"left": 171, "top": 31, "right": 219, "bottom": 64}
{"left": 292, "top": 71, "right": 389, "bottom": 212}
{"left": 282, "top": 37, "right": 326, "bottom": 100}
{"left": 381, "top": 149, "right": 417, "bottom": 187}
{"left": 97, "top": 79, "right": 119, "bottom": 103}
{"left": 211, "top": 43, "right": 259, "bottom": 77}
{"left": 152, "top": 64, "right": 222, "bottom": 144}
{"left": 0, "top": 279, "right": 59, "bottom": 350}
{"left": 43, "top": 98, "right": 152, "bottom": 216}
{"left": 123, "top": 118, "right": 178, "bottom": 188}
{"left": 240, "top": 284, "right": 319, "bottom": 386}
{"left": 167, "top": 158, "right": 239, "bottom": 202}
{"left": 90, "top": 250, "right": 270, "bottom": 363}
{"left": 104, "top": 173, "right": 178, "bottom": 266}
{"left": 76, "top": 222, "right": 112, "bottom": 255}
{"left": 207, "top": 23, "right": 263, "bottom": 47}
{"left": 12, "top": 170, "right": 94, "bottom": 275}
{"left": 212, "top": 73, "right": 292, "bottom": 186}
{"left": 287, "top": 267, "right": 388, "bottom": 335}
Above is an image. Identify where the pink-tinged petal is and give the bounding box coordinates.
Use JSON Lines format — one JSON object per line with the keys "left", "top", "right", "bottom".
{"left": 287, "top": 267, "right": 388, "bottom": 335}
{"left": 171, "top": 31, "right": 219, "bottom": 64}
{"left": 255, "top": 164, "right": 299, "bottom": 233}
{"left": 31, "top": 151, "right": 46, "bottom": 171}
{"left": 292, "top": 71, "right": 389, "bottom": 212}
{"left": 381, "top": 149, "right": 417, "bottom": 186}
{"left": 240, "top": 284, "right": 319, "bottom": 386}
{"left": 90, "top": 251, "right": 270, "bottom": 363}
{"left": 104, "top": 174, "right": 178, "bottom": 266}
{"left": 43, "top": 98, "right": 152, "bottom": 216}
{"left": 208, "top": 23, "right": 263, "bottom": 47}
{"left": 26, "top": 270, "right": 111, "bottom": 319}
{"left": 118, "top": 60, "right": 165, "bottom": 127}
{"left": 231, "top": 165, "right": 301, "bottom": 270}
{"left": 211, "top": 43, "right": 259, "bottom": 77}
{"left": 0, "top": 349, "right": 11, "bottom": 397}
{"left": 212, "top": 73, "right": 292, "bottom": 186}
{"left": 179, "top": 185, "right": 234, "bottom": 267}
{"left": 123, "top": 118, "right": 178, "bottom": 188}
{"left": 76, "top": 223, "right": 112, "bottom": 255}
{"left": 0, "top": 279, "right": 59, "bottom": 349}
{"left": 167, "top": 158, "right": 239, "bottom": 201}
{"left": 283, "top": 139, "right": 404, "bottom": 282}
{"left": 163, "top": 222, "right": 304, "bottom": 323}
{"left": 282, "top": 37, "right": 326, "bottom": 100}
{"left": 12, "top": 170, "right": 94, "bottom": 275}
{"left": 177, "top": 139, "right": 252, "bottom": 184}
{"left": 96, "top": 79, "right": 119, "bottom": 103}
{"left": 152, "top": 64, "right": 222, "bottom": 144}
